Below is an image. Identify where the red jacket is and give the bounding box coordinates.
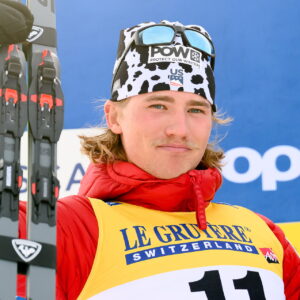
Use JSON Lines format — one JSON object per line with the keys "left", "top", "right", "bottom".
{"left": 18, "top": 162, "right": 300, "bottom": 299}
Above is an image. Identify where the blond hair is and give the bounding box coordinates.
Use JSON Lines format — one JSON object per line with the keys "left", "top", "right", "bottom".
{"left": 80, "top": 100, "right": 231, "bottom": 170}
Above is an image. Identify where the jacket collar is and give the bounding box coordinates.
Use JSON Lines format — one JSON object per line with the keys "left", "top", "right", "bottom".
{"left": 78, "top": 161, "right": 222, "bottom": 229}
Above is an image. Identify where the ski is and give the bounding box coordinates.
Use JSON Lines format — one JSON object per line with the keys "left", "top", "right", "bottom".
{"left": 0, "top": 43, "right": 28, "bottom": 300}
{"left": 25, "top": 0, "right": 64, "bottom": 298}
{"left": 0, "top": 0, "right": 63, "bottom": 298}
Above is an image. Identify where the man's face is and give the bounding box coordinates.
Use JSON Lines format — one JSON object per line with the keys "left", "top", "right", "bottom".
{"left": 107, "top": 90, "right": 213, "bottom": 179}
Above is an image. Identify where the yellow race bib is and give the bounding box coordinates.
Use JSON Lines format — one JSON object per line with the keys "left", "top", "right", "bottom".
{"left": 78, "top": 200, "right": 285, "bottom": 300}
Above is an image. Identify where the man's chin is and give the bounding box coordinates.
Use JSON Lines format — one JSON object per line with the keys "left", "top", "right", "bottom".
{"left": 147, "top": 165, "right": 194, "bottom": 180}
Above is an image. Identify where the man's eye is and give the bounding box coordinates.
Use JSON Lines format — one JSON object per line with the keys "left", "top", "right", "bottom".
{"left": 188, "top": 108, "right": 205, "bottom": 113}
{"left": 150, "top": 104, "right": 166, "bottom": 110}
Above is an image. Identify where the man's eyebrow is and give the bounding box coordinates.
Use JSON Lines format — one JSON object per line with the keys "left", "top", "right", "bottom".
{"left": 188, "top": 99, "right": 211, "bottom": 109}
{"left": 145, "top": 95, "right": 175, "bottom": 102}
{"left": 145, "top": 95, "right": 211, "bottom": 109}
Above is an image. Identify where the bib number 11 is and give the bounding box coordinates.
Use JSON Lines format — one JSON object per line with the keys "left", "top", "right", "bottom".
{"left": 189, "top": 270, "right": 266, "bottom": 299}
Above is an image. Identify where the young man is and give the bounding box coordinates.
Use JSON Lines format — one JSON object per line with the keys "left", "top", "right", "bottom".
{"left": 19, "top": 20, "right": 300, "bottom": 299}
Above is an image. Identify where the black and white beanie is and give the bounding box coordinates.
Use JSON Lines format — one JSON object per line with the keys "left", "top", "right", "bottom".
{"left": 111, "top": 20, "right": 216, "bottom": 111}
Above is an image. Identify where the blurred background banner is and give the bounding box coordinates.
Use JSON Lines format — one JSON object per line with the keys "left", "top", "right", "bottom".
{"left": 21, "top": 0, "right": 300, "bottom": 249}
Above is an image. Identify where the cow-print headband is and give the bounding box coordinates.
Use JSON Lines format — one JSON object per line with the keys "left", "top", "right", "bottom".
{"left": 111, "top": 20, "right": 216, "bottom": 111}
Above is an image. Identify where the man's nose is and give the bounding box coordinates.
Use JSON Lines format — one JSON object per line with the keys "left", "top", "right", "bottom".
{"left": 164, "top": 111, "right": 188, "bottom": 138}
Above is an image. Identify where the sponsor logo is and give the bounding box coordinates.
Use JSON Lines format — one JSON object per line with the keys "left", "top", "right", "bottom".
{"left": 223, "top": 145, "right": 300, "bottom": 191}
{"left": 259, "top": 248, "right": 279, "bottom": 264}
{"left": 168, "top": 68, "right": 184, "bottom": 87}
{"left": 126, "top": 240, "right": 258, "bottom": 264}
{"left": 12, "top": 239, "right": 42, "bottom": 263}
{"left": 148, "top": 46, "right": 201, "bottom": 68}
{"left": 27, "top": 26, "right": 44, "bottom": 43}
{"left": 120, "top": 223, "right": 255, "bottom": 264}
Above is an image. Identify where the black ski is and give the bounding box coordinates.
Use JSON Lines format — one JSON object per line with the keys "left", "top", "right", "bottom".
{"left": 0, "top": 43, "right": 28, "bottom": 300}
{"left": 25, "top": 0, "right": 64, "bottom": 298}
{"left": 0, "top": 0, "right": 63, "bottom": 298}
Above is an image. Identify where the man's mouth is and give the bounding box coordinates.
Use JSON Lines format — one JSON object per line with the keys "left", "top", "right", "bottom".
{"left": 157, "top": 144, "right": 191, "bottom": 152}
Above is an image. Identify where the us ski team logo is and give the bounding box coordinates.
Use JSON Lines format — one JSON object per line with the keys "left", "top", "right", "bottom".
{"left": 259, "top": 247, "right": 279, "bottom": 264}
{"left": 27, "top": 25, "right": 44, "bottom": 43}
{"left": 168, "top": 68, "right": 184, "bottom": 87}
{"left": 12, "top": 239, "right": 42, "bottom": 263}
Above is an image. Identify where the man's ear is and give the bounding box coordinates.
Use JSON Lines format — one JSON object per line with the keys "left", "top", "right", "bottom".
{"left": 104, "top": 100, "right": 123, "bottom": 134}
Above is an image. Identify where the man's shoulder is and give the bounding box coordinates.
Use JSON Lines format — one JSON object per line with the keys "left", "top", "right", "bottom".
{"left": 57, "top": 195, "right": 96, "bottom": 226}
{"left": 58, "top": 194, "right": 92, "bottom": 210}
{"left": 213, "top": 202, "right": 294, "bottom": 251}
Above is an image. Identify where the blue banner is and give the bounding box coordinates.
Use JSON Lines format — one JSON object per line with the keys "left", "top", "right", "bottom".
{"left": 54, "top": 0, "right": 300, "bottom": 249}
